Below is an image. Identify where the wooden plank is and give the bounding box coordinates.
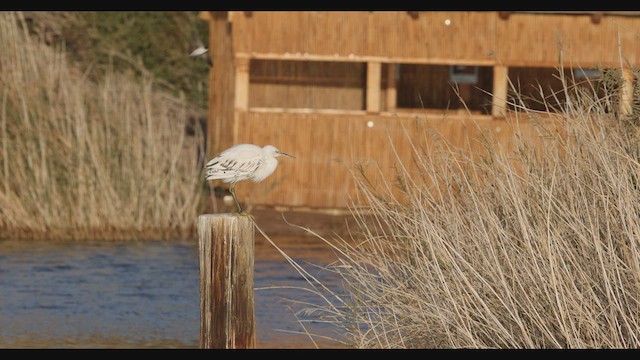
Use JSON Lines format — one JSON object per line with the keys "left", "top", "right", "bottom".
{"left": 366, "top": 61, "right": 382, "bottom": 112}
{"left": 198, "top": 214, "right": 256, "bottom": 349}
{"left": 492, "top": 65, "right": 509, "bottom": 117}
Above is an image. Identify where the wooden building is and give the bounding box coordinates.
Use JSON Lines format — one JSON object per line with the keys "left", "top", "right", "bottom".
{"left": 199, "top": 11, "right": 640, "bottom": 210}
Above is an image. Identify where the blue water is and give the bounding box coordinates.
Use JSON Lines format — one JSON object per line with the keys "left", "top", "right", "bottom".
{"left": 0, "top": 236, "right": 344, "bottom": 348}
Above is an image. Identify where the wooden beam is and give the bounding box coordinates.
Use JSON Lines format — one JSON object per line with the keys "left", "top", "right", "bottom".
{"left": 198, "top": 214, "right": 256, "bottom": 349}
{"left": 236, "top": 52, "right": 626, "bottom": 70}
{"left": 492, "top": 65, "right": 509, "bottom": 117}
{"left": 234, "top": 57, "right": 250, "bottom": 111}
{"left": 209, "top": 12, "right": 236, "bottom": 156}
{"left": 248, "top": 107, "right": 498, "bottom": 119}
{"left": 250, "top": 74, "right": 362, "bottom": 86}
{"left": 620, "top": 67, "right": 635, "bottom": 116}
{"left": 249, "top": 107, "right": 367, "bottom": 115}
{"left": 366, "top": 61, "right": 382, "bottom": 113}
{"left": 208, "top": 14, "right": 221, "bottom": 158}
{"left": 386, "top": 64, "right": 397, "bottom": 111}
{"left": 236, "top": 52, "right": 497, "bottom": 66}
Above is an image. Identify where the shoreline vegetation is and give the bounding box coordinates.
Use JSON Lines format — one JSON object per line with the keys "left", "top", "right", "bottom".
{"left": 0, "top": 12, "right": 206, "bottom": 241}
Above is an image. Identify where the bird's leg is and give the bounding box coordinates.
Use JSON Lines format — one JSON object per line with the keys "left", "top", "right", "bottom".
{"left": 229, "top": 183, "right": 254, "bottom": 220}
{"left": 229, "top": 183, "right": 243, "bottom": 213}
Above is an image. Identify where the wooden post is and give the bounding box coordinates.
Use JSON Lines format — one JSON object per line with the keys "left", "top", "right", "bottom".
{"left": 198, "top": 214, "right": 256, "bottom": 349}
{"left": 233, "top": 57, "right": 250, "bottom": 145}
{"left": 620, "top": 67, "right": 635, "bottom": 116}
{"left": 386, "top": 63, "right": 397, "bottom": 111}
{"left": 366, "top": 61, "right": 382, "bottom": 113}
{"left": 492, "top": 65, "right": 509, "bottom": 117}
{"left": 234, "top": 57, "right": 250, "bottom": 111}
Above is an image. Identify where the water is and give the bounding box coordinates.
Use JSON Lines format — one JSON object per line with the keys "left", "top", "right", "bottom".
{"left": 0, "top": 235, "right": 346, "bottom": 348}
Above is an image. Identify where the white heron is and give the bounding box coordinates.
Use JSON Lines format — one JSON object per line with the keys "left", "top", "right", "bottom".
{"left": 204, "top": 144, "right": 295, "bottom": 213}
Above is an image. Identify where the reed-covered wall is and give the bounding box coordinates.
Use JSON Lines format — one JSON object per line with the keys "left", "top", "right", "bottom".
{"left": 229, "top": 111, "right": 546, "bottom": 209}
{"left": 249, "top": 60, "right": 365, "bottom": 110}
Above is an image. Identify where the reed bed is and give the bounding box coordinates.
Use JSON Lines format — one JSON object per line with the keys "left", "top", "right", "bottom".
{"left": 0, "top": 12, "right": 206, "bottom": 240}
{"left": 293, "top": 66, "right": 640, "bottom": 348}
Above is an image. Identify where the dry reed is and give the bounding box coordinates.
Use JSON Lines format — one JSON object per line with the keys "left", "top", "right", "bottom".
{"left": 287, "top": 65, "right": 640, "bottom": 348}
{"left": 0, "top": 12, "right": 206, "bottom": 240}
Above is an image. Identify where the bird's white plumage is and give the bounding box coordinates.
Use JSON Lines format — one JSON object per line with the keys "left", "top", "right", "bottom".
{"left": 205, "top": 144, "right": 267, "bottom": 183}
{"left": 204, "top": 144, "right": 295, "bottom": 213}
{"left": 204, "top": 144, "right": 292, "bottom": 183}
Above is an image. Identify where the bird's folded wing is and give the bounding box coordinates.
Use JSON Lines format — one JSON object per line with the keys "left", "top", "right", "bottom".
{"left": 205, "top": 149, "right": 263, "bottom": 180}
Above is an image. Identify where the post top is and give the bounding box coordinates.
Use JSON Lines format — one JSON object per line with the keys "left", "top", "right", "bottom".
{"left": 198, "top": 213, "right": 255, "bottom": 224}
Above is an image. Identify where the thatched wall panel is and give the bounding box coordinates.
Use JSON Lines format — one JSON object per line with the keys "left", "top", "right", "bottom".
{"left": 229, "top": 11, "right": 640, "bottom": 67}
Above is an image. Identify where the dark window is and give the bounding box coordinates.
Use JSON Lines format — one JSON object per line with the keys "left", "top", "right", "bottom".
{"left": 397, "top": 64, "right": 493, "bottom": 114}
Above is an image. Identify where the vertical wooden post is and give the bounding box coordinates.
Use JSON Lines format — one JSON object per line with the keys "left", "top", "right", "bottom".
{"left": 492, "top": 65, "right": 509, "bottom": 117}
{"left": 198, "top": 214, "right": 256, "bottom": 349}
{"left": 620, "top": 67, "right": 635, "bottom": 116}
{"left": 386, "top": 63, "right": 397, "bottom": 111}
{"left": 207, "top": 12, "right": 236, "bottom": 156}
{"left": 366, "top": 61, "right": 382, "bottom": 113}
{"left": 233, "top": 57, "right": 250, "bottom": 144}
{"left": 234, "top": 57, "right": 250, "bottom": 112}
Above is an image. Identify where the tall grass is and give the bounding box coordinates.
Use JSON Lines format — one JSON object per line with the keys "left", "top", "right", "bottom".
{"left": 0, "top": 12, "right": 206, "bottom": 240}
{"left": 296, "top": 66, "right": 640, "bottom": 348}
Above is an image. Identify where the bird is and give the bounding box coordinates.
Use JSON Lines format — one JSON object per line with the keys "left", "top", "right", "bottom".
{"left": 189, "top": 45, "right": 212, "bottom": 67}
{"left": 189, "top": 21, "right": 212, "bottom": 66}
{"left": 204, "top": 144, "right": 295, "bottom": 214}
{"left": 189, "top": 45, "right": 208, "bottom": 58}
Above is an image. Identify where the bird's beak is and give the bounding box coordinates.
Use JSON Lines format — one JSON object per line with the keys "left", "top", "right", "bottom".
{"left": 277, "top": 151, "right": 295, "bottom": 159}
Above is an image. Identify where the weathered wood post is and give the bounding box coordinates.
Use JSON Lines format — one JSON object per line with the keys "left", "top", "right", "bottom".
{"left": 198, "top": 214, "right": 256, "bottom": 349}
